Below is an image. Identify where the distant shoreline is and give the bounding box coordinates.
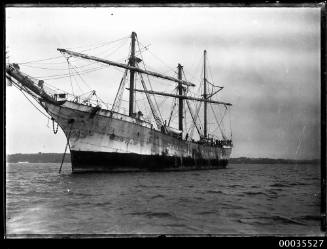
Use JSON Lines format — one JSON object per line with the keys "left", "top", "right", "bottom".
{"left": 5, "top": 153, "right": 320, "bottom": 164}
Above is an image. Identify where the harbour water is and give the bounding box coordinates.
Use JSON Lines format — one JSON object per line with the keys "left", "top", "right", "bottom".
{"left": 6, "top": 162, "right": 322, "bottom": 236}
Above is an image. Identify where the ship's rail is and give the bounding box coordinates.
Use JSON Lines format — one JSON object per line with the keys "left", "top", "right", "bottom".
{"left": 47, "top": 86, "right": 155, "bottom": 123}
{"left": 59, "top": 99, "right": 155, "bottom": 130}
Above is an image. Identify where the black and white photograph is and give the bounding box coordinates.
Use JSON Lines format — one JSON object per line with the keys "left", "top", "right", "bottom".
{"left": 5, "top": 4, "right": 325, "bottom": 237}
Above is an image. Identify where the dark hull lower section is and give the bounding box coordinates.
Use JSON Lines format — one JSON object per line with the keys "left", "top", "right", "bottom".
{"left": 70, "top": 150, "right": 229, "bottom": 173}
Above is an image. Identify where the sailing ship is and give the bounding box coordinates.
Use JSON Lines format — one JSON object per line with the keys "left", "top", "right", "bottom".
{"left": 6, "top": 32, "right": 233, "bottom": 172}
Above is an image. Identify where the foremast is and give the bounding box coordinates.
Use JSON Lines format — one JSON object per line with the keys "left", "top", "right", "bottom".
{"left": 129, "top": 32, "right": 136, "bottom": 117}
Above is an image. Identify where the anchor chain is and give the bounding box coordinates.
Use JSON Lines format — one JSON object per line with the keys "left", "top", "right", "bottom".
{"left": 59, "top": 121, "right": 74, "bottom": 174}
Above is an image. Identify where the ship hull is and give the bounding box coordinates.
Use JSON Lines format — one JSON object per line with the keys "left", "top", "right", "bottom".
{"left": 43, "top": 101, "right": 232, "bottom": 173}
{"left": 70, "top": 150, "right": 228, "bottom": 172}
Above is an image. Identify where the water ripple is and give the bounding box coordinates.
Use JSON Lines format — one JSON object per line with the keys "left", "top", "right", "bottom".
{"left": 6, "top": 162, "right": 320, "bottom": 235}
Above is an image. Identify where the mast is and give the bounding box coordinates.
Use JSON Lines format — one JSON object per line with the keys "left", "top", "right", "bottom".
{"left": 129, "top": 32, "right": 136, "bottom": 117}
{"left": 203, "top": 50, "right": 207, "bottom": 138}
{"left": 177, "top": 64, "right": 183, "bottom": 132}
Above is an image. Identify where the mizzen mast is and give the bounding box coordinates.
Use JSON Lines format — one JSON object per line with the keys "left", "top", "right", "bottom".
{"left": 203, "top": 50, "right": 208, "bottom": 138}
{"left": 177, "top": 63, "right": 183, "bottom": 132}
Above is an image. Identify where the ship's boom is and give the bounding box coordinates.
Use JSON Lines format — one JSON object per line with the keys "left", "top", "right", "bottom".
{"left": 57, "top": 48, "right": 196, "bottom": 87}
{"left": 129, "top": 88, "right": 232, "bottom": 106}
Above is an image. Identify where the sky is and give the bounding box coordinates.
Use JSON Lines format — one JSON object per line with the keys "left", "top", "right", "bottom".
{"left": 5, "top": 7, "right": 321, "bottom": 159}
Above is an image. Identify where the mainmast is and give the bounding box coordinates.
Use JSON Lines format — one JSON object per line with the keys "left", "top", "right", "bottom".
{"left": 203, "top": 50, "right": 207, "bottom": 138}
{"left": 178, "top": 64, "right": 183, "bottom": 132}
{"left": 129, "top": 32, "right": 136, "bottom": 117}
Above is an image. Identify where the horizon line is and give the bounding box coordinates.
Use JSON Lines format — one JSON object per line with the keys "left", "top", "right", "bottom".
{"left": 5, "top": 152, "right": 321, "bottom": 161}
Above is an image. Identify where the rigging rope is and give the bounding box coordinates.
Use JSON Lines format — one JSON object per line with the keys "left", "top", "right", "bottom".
{"left": 136, "top": 37, "right": 164, "bottom": 127}
{"left": 229, "top": 107, "right": 233, "bottom": 140}
{"left": 184, "top": 100, "right": 187, "bottom": 134}
{"left": 138, "top": 40, "right": 176, "bottom": 73}
{"left": 39, "top": 41, "right": 133, "bottom": 80}
{"left": 23, "top": 39, "right": 149, "bottom": 83}
{"left": 111, "top": 69, "right": 129, "bottom": 112}
{"left": 210, "top": 103, "right": 227, "bottom": 140}
{"left": 70, "top": 64, "right": 92, "bottom": 91}
{"left": 66, "top": 57, "right": 75, "bottom": 95}
{"left": 39, "top": 65, "right": 109, "bottom": 80}
{"left": 12, "top": 82, "right": 51, "bottom": 120}
{"left": 156, "top": 88, "right": 176, "bottom": 109}
{"left": 167, "top": 97, "right": 177, "bottom": 126}
{"left": 17, "top": 55, "right": 65, "bottom": 65}
{"left": 138, "top": 72, "right": 163, "bottom": 129}
{"left": 74, "top": 37, "right": 129, "bottom": 53}
{"left": 16, "top": 36, "right": 130, "bottom": 65}
{"left": 181, "top": 68, "right": 203, "bottom": 138}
